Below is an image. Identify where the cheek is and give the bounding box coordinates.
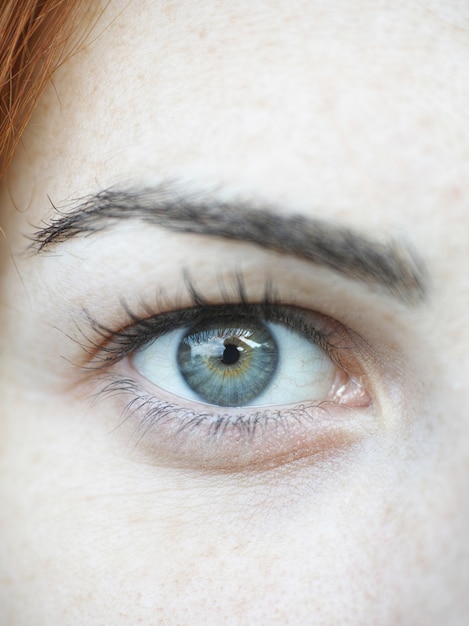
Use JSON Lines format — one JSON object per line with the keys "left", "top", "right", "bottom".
{"left": 1, "top": 378, "right": 465, "bottom": 624}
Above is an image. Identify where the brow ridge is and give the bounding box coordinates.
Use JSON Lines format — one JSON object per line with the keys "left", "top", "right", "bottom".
{"left": 31, "top": 184, "right": 429, "bottom": 304}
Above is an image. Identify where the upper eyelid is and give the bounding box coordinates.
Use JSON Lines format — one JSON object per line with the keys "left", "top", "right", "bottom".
{"left": 76, "top": 271, "right": 278, "bottom": 364}
{"left": 80, "top": 301, "right": 339, "bottom": 369}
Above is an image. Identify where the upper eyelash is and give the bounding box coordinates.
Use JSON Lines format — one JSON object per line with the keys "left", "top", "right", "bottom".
{"left": 81, "top": 301, "right": 337, "bottom": 368}
{"left": 74, "top": 269, "right": 266, "bottom": 358}
{"left": 73, "top": 272, "right": 342, "bottom": 370}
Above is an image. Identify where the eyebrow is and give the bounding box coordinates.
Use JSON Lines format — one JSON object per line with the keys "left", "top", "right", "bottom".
{"left": 31, "top": 182, "right": 428, "bottom": 304}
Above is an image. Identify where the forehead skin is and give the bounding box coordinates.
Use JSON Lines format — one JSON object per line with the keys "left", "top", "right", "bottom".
{"left": 1, "top": 1, "right": 469, "bottom": 624}
{"left": 10, "top": 0, "right": 469, "bottom": 218}
{"left": 9, "top": 0, "right": 468, "bottom": 378}
{"left": 7, "top": 0, "right": 469, "bottom": 323}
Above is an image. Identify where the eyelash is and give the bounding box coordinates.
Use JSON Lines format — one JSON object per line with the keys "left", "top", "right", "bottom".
{"left": 78, "top": 274, "right": 372, "bottom": 469}
{"left": 80, "top": 273, "right": 349, "bottom": 367}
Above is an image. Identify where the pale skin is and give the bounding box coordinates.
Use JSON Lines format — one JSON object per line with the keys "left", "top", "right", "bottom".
{"left": 0, "top": 1, "right": 468, "bottom": 624}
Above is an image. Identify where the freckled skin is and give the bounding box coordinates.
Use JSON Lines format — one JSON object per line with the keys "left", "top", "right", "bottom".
{"left": 1, "top": 1, "right": 469, "bottom": 624}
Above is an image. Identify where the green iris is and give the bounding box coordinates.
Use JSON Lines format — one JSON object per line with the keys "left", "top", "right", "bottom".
{"left": 177, "top": 317, "right": 278, "bottom": 406}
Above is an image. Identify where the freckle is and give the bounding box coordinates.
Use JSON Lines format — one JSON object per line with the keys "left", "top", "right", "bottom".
{"left": 448, "top": 186, "right": 463, "bottom": 202}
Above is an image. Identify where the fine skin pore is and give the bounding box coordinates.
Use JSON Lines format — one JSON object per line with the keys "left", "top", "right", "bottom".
{"left": 1, "top": 1, "right": 469, "bottom": 624}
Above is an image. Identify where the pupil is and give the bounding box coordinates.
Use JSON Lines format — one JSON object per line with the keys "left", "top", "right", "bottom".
{"left": 221, "top": 342, "right": 240, "bottom": 365}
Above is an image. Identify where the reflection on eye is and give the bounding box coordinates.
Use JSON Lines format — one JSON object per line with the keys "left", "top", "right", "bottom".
{"left": 134, "top": 315, "right": 337, "bottom": 408}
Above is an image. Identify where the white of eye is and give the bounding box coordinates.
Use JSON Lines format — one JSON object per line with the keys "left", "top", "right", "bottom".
{"left": 133, "top": 322, "right": 337, "bottom": 407}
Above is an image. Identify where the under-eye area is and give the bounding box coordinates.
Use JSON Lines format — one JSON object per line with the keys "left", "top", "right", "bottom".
{"left": 80, "top": 293, "right": 375, "bottom": 471}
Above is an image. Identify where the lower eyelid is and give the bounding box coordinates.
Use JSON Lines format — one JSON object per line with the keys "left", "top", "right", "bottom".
{"left": 91, "top": 372, "right": 375, "bottom": 472}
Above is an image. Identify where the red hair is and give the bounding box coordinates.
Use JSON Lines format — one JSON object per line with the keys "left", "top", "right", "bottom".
{"left": 0, "top": 0, "right": 90, "bottom": 178}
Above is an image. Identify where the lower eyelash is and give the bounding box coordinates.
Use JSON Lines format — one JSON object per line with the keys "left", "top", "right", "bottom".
{"left": 95, "top": 375, "right": 293, "bottom": 439}
{"left": 88, "top": 372, "right": 374, "bottom": 473}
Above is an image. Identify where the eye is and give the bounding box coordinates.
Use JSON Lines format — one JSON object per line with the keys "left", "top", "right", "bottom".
{"left": 134, "top": 315, "right": 337, "bottom": 407}
{"left": 87, "top": 298, "right": 374, "bottom": 470}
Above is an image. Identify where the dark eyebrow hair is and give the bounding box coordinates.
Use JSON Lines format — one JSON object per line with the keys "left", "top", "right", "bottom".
{"left": 31, "top": 183, "right": 428, "bottom": 304}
